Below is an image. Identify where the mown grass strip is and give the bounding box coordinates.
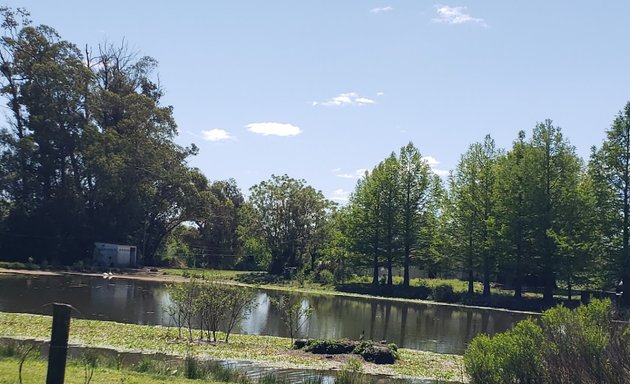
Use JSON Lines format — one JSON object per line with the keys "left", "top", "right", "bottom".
{"left": 0, "top": 356, "right": 226, "bottom": 384}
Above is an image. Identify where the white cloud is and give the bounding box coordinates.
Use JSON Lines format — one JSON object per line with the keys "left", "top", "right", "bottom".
{"left": 433, "top": 5, "right": 487, "bottom": 26}
{"left": 355, "top": 97, "right": 375, "bottom": 105}
{"left": 422, "top": 156, "right": 440, "bottom": 166}
{"left": 422, "top": 156, "right": 450, "bottom": 177}
{"left": 246, "top": 122, "right": 302, "bottom": 137}
{"left": 329, "top": 188, "right": 350, "bottom": 203}
{"left": 376, "top": 92, "right": 385, "bottom": 96}
{"left": 331, "top": 167, "right": 342, "bottom": 172}
{"left": 370, "top": 6, "right": 393, "bottom": 14}
{"left": 336, "top": 168, "right": 368, "bottom": 179}
{"left": 201, "top": 129, "right": 234, "bottom": 142}
{"left": 432, "top": 168, "right": 450, "bottom": 177}
{"left": 313, "top": 92, "right": 375, "bottom": 107}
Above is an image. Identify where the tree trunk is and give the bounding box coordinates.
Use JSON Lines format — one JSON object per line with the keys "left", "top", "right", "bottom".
{"left": 543, "top": 269, "right": 555, "bottom": 303}
{"left": 372, "top": 252, "right": 379, "bottom": 287}
{"left": 403, "top": 245, "right": 410, "bottom": 288}
{"left": 483, "top": 260, "right": 491, "bottom": 296}
{"left": 467, "top": 233, "right": 474, "bottom": 295}
{"left": 567, "top": 272, "right": 572, "bottom": 302}
{"left": 387, "top": 254, "right": 393, "bottom": 286}
{"left": 514, "top": 239, "right": 522, "bottom": 299}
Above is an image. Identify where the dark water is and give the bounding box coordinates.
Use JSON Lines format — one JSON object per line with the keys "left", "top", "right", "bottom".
{"left": 0, "top": 273, "right": 531, "bottom": 355}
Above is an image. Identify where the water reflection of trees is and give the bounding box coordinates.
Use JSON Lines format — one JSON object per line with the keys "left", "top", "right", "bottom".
{"left": 1, "top": 275, "right": 527, "bottom": 355}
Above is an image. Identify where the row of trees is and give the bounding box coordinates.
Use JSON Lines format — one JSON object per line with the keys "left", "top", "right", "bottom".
{"left": 336, "top": 109, "right": 630, "bottom": 304}
{"left": 443, "top": 111, "right": 630, "bottom": 304}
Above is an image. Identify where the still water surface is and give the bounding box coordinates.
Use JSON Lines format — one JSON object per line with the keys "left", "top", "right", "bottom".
{"left": 0, "top": 273, "right": 531, "bottom": 354}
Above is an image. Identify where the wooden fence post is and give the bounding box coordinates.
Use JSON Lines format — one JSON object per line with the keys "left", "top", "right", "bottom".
{"left": 46, "top": 303, "right": 72, "bottom": 384}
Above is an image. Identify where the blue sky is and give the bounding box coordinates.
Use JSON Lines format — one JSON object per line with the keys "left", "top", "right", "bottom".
{"left": 5, "top": 1, "right": 630, "bottom": 203}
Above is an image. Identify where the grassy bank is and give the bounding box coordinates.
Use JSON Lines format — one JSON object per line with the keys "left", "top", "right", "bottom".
{"left": 0, "top": 312, "right": 465, "bottom": 382}
{"left": 0, "top": 356, "right": 230, "bottom": 384}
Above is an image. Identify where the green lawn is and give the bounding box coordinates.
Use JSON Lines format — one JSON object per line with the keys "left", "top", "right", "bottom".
{"left": 0, "top": 356, "right": 226, "bottom": 384}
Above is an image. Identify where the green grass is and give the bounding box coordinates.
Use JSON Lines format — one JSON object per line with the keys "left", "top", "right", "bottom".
{"left": 0, "top": 312, "right": 464, "bottom": 381}
{"left": 0, "top": 356, "right": 227, "bottom": 384}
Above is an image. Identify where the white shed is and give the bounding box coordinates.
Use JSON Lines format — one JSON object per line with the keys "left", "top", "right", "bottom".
{"left": 93, "top": 242, "right": 138, "bottom": 267}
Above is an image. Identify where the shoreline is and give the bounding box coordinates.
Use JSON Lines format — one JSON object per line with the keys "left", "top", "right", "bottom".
{"left": 0, "top": 267, "right": 540, "bottom": 316}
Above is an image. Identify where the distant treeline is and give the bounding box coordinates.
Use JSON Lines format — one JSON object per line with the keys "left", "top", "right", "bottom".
{"left": 1, "top": 7, "right": 630, "bottom": 305}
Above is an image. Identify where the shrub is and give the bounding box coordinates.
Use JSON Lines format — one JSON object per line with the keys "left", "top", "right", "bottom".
{"left": 465, "top": 319, "right": 544, "bottom": 384}
{"left": 303, "top": 339, "right": 357, "bottom": 354}
{"left": 317, "top": 269, "right": 335, "bottom": 285}
{"left": 353, "top": 341, "right": 399, "bottom": 364}
{"left": 464, "top": 299, "right": 630, "bottom": 384}
{"left": 431, "top": 284, "right": 459, "bottom": 303}
{"left": 293, "top": 339, "right": 309, "bottom": 349}
{"left": 297, "top": 338, "right": 399, "bottom": 365}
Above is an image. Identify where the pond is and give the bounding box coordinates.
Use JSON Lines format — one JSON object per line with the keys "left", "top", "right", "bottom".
{"left": 0, "top": 273, "right": 531, "bottom": 355}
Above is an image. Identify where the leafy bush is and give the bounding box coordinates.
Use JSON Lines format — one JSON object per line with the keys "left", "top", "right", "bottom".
{"left": 353, "top": 341, "right": 399, "bottom": 364}
{"left": 293, "top": 339, "right": 309, "bottom": 349}
{"left": 316, "top": 269, "right": 335, "bottom": 285}
{"left": 303, "top": 339, "right": 357, "bottom": 354}
{"left": 431, "top": 284, "right": 459, "bottom": 303}
{"left": 464, "top": 319, "right": 544, "bottom": 384}
{"left": 464, "top": 299, "right": 630, "bottom": 384}
{"left": 296, "top": 338, "right": 399, "bottom": 365}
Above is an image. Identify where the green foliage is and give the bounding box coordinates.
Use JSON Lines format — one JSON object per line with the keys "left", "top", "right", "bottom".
{"left": 167, "top": 280, "right": 258, "bottom": 343}
{"left": 269, "top": 295, "right": 313, "bottom": 342}
{"left": 316, "top": 269, "right": 334, "bottom": 285}
{"left": 0, "top": 355, "right": 236, "bottom": 384}
{"left": 184, "top": 352, "right": 206, "bottom": 379}
{"left": 589, "top": 102, "right": 630, "bottom": 301}
{"left": 464, "top": 299, "right": 630, "bottom": 384}
{"left": 446, "top": 135, "right": 500, "bottom": 296}
{"left": 352, "top": 341, "right": 399, "bottom": 364}
{"left": 297, "top": 338, "right": 399, "bottom": 365}
{"left": 430, "top": 284, "right": 459, "bottom": 303}
{"left": 0, "top": 7, "right": 208, "bottom": 266}
{"left": 244, "top": 174, "right": 334, "bottom": 275}
{"left": 464, "top": 319, "right": 544, "bottom": 384}
{"left": 344, "top": 142, "right": 442, "bottom": 288}
{"left": 80, "top": 350, "right": 99, "bottom": 384}
{"left": 303, "top": 339, "right": 357, "bottom": 354}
